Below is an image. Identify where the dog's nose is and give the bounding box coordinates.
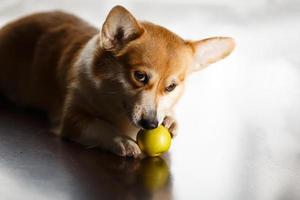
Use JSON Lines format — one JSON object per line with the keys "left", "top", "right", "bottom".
{"left": 139, "top": 118, "right": 158, "bottom": 130}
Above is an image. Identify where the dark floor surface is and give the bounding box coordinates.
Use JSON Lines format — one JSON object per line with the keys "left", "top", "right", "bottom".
{"left": 0, "top": 98, "right": 172, "bottom": 200}
{"left": 2, "top": 96, "right": 300, "bottom": 200}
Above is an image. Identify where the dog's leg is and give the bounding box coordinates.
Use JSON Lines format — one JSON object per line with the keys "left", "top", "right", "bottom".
{"left": 162, "top": 115, "right": 178, "bottom": 138}
{"left": 59, "top": 110, "right": 142, "bottom": 158}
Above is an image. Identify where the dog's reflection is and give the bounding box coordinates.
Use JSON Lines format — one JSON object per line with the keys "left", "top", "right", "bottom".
{"left": 55, "top": 140, "right": 172, "bottom": 200}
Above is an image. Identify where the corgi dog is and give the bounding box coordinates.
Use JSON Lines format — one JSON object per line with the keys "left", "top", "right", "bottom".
{"left": 0, "top": 6, "right": 234, "bottom": 157}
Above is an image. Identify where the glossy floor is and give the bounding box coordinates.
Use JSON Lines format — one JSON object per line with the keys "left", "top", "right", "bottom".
{"left": 0, "top": 99, "right": 173, "bottom": 200}
{"left": 0, "top": 97, "right": 300, "bottom": 200}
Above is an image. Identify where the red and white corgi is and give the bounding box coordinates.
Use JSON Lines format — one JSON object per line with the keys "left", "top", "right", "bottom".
{"left": 0, "top": 6, "right": 234, "bottom": 157}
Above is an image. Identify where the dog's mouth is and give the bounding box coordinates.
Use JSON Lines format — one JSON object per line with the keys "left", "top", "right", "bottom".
{"left": 122, "top": 100, "right": 140, "bottom": 128}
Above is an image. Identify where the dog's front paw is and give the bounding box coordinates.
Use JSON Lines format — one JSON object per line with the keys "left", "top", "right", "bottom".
{"left": 112, "top": 137, "right": 142, "bottom": 158}
{"left": 162, "top": 116, "right": 178, "bottom": 138}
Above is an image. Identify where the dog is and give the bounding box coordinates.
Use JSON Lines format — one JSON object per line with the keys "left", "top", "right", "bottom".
{"left": 0, "top": 5, "right": 235, "bottom": 157}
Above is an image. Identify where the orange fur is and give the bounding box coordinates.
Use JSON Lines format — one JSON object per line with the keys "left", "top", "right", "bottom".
{"left": 0, "top": 6, "right": 234, "bottom": 157}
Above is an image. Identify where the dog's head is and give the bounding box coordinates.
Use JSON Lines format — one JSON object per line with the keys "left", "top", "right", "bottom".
{"left": 93, "top": 6, "right": 235, "bottom": 130}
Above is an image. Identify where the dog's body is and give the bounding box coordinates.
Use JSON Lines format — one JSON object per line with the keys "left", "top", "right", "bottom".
{"left": 0, "top": 6, "right": 234, "bottom": 157}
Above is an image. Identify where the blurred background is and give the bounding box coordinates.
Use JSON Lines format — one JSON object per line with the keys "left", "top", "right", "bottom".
{"left": 1, "top": 0, "right": 300, "bottom": 199}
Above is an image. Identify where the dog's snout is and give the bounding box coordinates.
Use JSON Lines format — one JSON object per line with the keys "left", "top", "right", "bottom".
{"left": 139, "top": 118, "right": 158, "bottom": 130}
{"left": 137, "top": 109, "right": 158, "bottom": 129}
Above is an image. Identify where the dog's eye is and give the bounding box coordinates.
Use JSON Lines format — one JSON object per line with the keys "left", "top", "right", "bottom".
{"left": 134, "top": 71, "right": 148, "bottom": 84}
{"left": 165, "top": 83, "right": 177, "bottom": 92}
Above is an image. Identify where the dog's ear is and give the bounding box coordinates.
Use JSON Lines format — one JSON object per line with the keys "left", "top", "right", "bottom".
{"left": 188, "top": 37, "right": 235, "bottom": 72}
{"left": 100, "top": 5, "right": 144, "bottom": 52}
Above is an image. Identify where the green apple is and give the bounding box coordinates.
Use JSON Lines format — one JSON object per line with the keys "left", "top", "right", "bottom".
{"left": 137, "top": 125, "right": 171, "bottom": 157}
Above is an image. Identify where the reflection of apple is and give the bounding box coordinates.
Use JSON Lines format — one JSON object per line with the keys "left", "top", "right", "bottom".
{"left": 137, "top": 125, "right": 172, "bottom": 157}
{"left": 138, "top": 157, "right": 170, "bottom": 192}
